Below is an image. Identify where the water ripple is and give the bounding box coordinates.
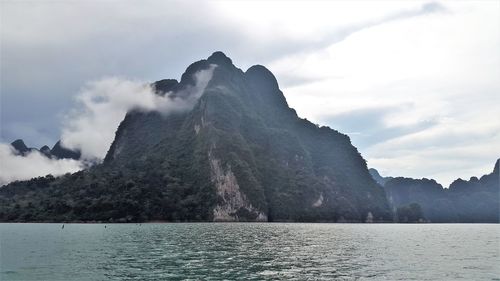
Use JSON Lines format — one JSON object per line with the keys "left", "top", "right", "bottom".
{"left": 0, "top": 223, "right": 499, "bottom": 280}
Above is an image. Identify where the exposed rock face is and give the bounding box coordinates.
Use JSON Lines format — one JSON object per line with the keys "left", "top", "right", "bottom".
{"left": 365, "top": 212, "right": 374, "bottom": 223}
{"left": 209, "top": 150, "right": 267, "bottom": 221}
{"left": 312, "top": 194, "right": 324, "bottom": 208}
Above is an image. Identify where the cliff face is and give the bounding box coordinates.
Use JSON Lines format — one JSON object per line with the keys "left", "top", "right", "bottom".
{"left": 0, "top": 52, "right": 391, "bottom": 222}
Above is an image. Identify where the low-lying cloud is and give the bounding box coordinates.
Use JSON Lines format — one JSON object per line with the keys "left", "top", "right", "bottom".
{"left": 0, "top": 65, "right": 216, "bottom": 185}
{"left": 61, "top": 66, "right": 215, "bottom": 160}
{"left": 0, "top": 144, "right": 83, "bottom": 186}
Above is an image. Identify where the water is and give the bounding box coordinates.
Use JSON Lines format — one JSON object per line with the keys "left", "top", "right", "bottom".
{"left": 0, "top": 223, "right": 498, "bottom": 280}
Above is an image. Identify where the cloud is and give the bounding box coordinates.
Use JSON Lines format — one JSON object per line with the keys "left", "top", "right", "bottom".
{"left": 60, "top": 66, "right": 215, "bottom": 160}
{"left": 320, "top": 106, "right": 437, "bottom": 148}
{"left": 293, "top": 1, "right": 448, "bottom": 56}
{"left": 275, "top": 1, "right": 500, "bottom": 186}
{"left": 0, "top": 0, "right": 229, "bottom": 147}
{"left": 0, "top": 144, "right": 83, "bottom": 186}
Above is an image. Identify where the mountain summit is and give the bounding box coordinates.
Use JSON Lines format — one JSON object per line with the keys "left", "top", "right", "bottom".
{"left": 0, "top": 52, "right": 391, "bottom": 222}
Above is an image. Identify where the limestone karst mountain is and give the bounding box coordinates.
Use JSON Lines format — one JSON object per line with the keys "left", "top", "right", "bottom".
{"left": 0, "top": 52, "right": 396, "bottom": 222}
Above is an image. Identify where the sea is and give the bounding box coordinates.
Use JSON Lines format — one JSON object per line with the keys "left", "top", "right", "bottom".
{"left": 0, "top": 223, "right": 498, "bottom": 280}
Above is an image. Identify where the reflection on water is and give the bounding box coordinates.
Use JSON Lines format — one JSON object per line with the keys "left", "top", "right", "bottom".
{"left": 0, "top": 223, "right": 499, "bottom": 280}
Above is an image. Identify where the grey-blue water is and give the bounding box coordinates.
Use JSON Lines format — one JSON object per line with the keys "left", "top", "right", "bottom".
{"left": 0, "top": 223, "right": 498, "bottom": 280}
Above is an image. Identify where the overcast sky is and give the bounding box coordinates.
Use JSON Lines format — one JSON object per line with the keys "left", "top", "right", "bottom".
{"left": 1, "top": 0, "right": 499, "bottom": 186}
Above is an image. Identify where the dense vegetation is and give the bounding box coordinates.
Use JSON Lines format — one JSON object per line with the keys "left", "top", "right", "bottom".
{"left": 377, "top": 159, "right": 499, "bottom": 223}
{"left": 396, "top": 203, "right": 424, "bottom": 223}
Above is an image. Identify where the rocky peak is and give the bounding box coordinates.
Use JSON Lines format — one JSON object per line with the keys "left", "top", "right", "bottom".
{"left": 207, "top": 51, "right": 233, "bottom": 66}
{"left": 40, "top": 145, "right": 50, "bottom": 151}
{"left": 179, "top": 60, "right": 212, "bottom": 87}
{"left": 243, "top": 64, "right": 293, "bottom": 124}
{"left": 51, "top": 140, "right": 81, "bottom": 160}
{"left": 245, "top": 65, "right": 279, "bottom": 91}
{"left": 10, "top": 139, "right": 29, "bottom": 154}
{"left": 40, "top": 145, "right": 52, "bottom": 157}
{"left": 181, "top": 52, "right": 240, "bottom": 89}
{"left": 246, "top": 65, "right": 287, "bottom": 108}
{"left": 153, "top": 79, "right": 179, "bottom": 96}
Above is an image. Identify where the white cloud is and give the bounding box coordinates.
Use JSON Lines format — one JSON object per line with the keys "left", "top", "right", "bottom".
{"left": 0, "top": 66, "right": 215, "bottom": 186}
{"left": 0, "top": 144, "right": 83, "bottom": 186}
{"left": 60, "top": 66, "right": 215, "bottom": 160}
{"left": 266, "top": 1, "right": 500, "bottom": 186}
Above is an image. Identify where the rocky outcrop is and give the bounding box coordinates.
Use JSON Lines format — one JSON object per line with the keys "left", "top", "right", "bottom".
{"left": 10, "top": 139, "right": 31, "bottom": 155}
{"left": 209, "top": 150, "right": 267, "bottom": 222}
{"left": 40, "top": 145, "right": 52, "bottom": 157}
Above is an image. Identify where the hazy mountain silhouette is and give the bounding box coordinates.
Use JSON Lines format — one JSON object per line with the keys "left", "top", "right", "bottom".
{"left": 9, "top": 139, "right": 80, "bottom": 160}
{"left": 370, "top": 160, "right": 499, "bottom": 223}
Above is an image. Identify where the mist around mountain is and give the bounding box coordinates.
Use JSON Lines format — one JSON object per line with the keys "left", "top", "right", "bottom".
{"left": 370, "top": 159, "right": 499, "bottom": 223}
{"left": 9, "top": 139, "right": 81, "bottom": 160}
{"left": 0, "top": 52, "right": 394, "bottom": 223}
{"left": 0, "top": 141, "right": 83, "bottom": 187}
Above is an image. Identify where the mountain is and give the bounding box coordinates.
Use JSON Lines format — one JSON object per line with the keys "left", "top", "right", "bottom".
{"left": 372, "top": 160, "right": 499, "bottom": 223}
{"left": 40, "top": 145, "right": 52, "bottom": 157}
{"left": 0, "top": 52, "right": 391, "bottom": 223}
{"left": 9, "top": 139, "right": 81, "bottom": 160}
{"left": 446, "top": 159, "right": 499, "bottom": 222}
{"left": 50, "top": 141, "right": 81, "bottom": 160}
{"left": 10, "top": 139, "right": 31, "bottom": 155}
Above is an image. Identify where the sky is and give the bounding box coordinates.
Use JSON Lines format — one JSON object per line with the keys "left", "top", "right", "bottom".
{"left": 0, "top": 0, "right": 499, "bottom": 186}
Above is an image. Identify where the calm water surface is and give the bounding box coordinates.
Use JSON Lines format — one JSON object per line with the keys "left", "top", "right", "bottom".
{"left": 0, "top": 223, "right": 498, "bottom": 280}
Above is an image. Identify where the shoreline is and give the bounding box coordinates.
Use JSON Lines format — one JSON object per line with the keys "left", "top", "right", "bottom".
{"left": 0, "top": 221, "right": 498, "bottom": 224}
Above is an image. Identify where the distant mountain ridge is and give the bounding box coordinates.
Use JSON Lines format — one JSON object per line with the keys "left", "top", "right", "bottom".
{"left": 369, "top": 159, "right": 499, "bottom": 223}
{"left": 368, "top": 168, "right": 393, "bottom": 186}
{"left": 9, "top": 139, "right": 81, "bottom": 160}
